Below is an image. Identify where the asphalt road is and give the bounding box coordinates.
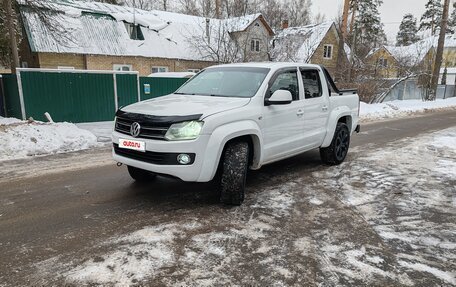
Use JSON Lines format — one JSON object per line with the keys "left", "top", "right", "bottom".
{"left": 0, "top": 110, "right": 455, "bottom": 286}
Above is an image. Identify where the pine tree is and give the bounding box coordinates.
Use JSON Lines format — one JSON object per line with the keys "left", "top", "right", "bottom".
{"left": 396, "top": 14, "right": 420, "bottom": 46}
{"left": 352, "top": 0, "right": 386, "bottom": 58}
{"left": 441, "top": 66, "right": 447, "bottom": 84}
{"left": 419, "top": 0, "right": 443, "bottom": 35}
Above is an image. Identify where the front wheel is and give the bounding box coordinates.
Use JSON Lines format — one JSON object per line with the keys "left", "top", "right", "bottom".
{"left": 219, "top": 141, "right": 249, "bottom": 206}
{"left": 127, "top": 166, "right": 157, "bottom": 182}
{"left": 320, "top": 122, "right": 350, "bottom": 165}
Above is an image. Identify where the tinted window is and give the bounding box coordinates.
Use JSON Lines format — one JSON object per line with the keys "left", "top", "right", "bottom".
{"left": 269, "top": 70, "right": 299, "bottom": 101}
{"left": 301, "top": 70, "right": 322, "bottom": 99}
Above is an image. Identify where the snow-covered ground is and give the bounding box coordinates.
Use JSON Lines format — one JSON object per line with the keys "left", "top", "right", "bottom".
{"left": 360, "top": 97, "right": 456, "bottom": 122}
{"left": 29, "top": 127, "right": 456, "bottom": 286}
{"left": 0, "top": 117, "right": 100, "bottom": 161}
{"left": 76, "top": 121, "right": 113, "bottom": 142}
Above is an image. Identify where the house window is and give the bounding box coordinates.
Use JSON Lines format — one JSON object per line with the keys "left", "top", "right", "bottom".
{"left": 124, "top": 22, "right": 144, "bottom": 40}
{"left": 323, "top": 45, "right": 333, "bottom": 59}
{"left": 151, "top": 66, "right": 169, "bottom": 73}
{"left": 113, "top": 64, "right": 133, "bottom": 71}
{"left": 188, "top": 69, "right": 200, "bottom": 73}
{"left": 379, "top": 58, "right": 388, "bottom": 68}
{"left": 250, "top": 39, "right": 260, "bottom": 52}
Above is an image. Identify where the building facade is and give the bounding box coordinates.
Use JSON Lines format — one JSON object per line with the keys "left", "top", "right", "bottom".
{"left": 271, "top": 22, "right": 350, "bottom": 76}
{"left": 18, "top": 1, "right": 273, "bottom": 76}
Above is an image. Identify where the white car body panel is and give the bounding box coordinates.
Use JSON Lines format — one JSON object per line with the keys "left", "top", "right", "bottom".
{"left": 112, "top": 62, "right": 360, "bottom": 182}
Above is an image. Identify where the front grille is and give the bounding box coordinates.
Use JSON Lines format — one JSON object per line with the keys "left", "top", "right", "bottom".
{"left": 113, "top": 144, "right": 195, "bottom": 165}
{"left": 115, "top": 116, "right": 169, "bottom": 140}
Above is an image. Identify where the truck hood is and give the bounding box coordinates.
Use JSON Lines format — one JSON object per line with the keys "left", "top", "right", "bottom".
{"left": 121, "top": 94, "right": 251, "bottom": 118}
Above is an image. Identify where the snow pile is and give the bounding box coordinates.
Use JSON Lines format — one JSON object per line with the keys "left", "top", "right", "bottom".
{"left": 360, "top": 97, "right": 456, "bottom": 121}
{"left": 0, "top": 118, "right": 99, "bottom": 161}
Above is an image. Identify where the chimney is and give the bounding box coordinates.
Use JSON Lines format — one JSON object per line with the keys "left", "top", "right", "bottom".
{"left": 206, "top": 18, "right": 210, "bottom": 44}
{"left": 282, "top": 20, "right": 289, "bottom": 30}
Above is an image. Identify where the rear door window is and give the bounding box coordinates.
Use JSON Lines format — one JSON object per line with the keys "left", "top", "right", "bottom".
{"left": 300, "top": 69, "right": 322, "bottom": 99}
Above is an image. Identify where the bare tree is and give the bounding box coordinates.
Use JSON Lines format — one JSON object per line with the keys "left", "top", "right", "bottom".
{"left": 1, "top": 0, "right": 74, "bottom": 73}
{"left": 178, "top": 0, "right": 200, "bottom": 15}
{"left": 187, "top": 21, "right": 243, "bottom": 63}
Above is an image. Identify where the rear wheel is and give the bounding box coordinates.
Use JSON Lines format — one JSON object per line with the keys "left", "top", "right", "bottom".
{"left": 127, "top": 166, "right": 157, "bottom": 182}
{"left": 219, "top": 141, "right": 249, "bottom": 206}
{"left": 320, "top": 122, "right": 350, "bottom": 165}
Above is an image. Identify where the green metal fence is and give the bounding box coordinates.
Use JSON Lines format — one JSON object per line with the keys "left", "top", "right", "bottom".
{"left": 140, "top": 77, "right": 188, "bottom": 100}
{"left": 19, "top": 71, "right": 117, "bottom": 122}
{"left": 1, "top": 69, "right": 188, "bottom": 123}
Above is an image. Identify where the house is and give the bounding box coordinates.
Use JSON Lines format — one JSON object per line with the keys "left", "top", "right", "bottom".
{"left": 18, "top": 0, "right": 274, "bottom": 76}
{"left": 366, "top": 39, "right": 435, "bottom": 79}
{"left": 439, "top": 34, "right": 456, "bottom": 67}
{"left": 270, "top": 22, "right": 350, "bottom": 76}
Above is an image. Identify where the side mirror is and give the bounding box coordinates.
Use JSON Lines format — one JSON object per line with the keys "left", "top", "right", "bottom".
{"left": 265, "top": 90, "right": 293, "bottom": 106}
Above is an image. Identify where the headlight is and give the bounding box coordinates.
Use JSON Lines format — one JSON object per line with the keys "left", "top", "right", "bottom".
{"left": 165, "top": 121, "right": 204, "bottom": 141}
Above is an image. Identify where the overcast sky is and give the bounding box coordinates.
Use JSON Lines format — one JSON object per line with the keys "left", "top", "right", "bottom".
{"left": 311, "top": 0, "right": 456, "bottom": 44}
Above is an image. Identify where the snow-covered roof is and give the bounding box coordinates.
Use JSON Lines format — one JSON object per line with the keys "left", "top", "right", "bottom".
{"left": 271, "top": 22, "right": 335, "bottom": 63}
{"left": 20, "top": 0, "right": 270, "bottom": 61}
{"left": 368, "top": 38, "right": 434, "bottom": 66}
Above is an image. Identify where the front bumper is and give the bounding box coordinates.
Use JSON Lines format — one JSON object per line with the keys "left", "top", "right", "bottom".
{"left": 112, "top": 131, "right": 212, "bottom": 182}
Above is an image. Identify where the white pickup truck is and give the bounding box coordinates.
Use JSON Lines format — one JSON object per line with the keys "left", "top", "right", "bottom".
{"left": 112, "top": 63, "right": 360, "bottom": 205}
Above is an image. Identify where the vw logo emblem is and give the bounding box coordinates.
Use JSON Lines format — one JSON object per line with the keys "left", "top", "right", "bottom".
{"left": 130, "top": 122, "right": 141, "bottom": 137}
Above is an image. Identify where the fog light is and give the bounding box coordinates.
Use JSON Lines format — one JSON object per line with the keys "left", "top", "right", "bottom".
{"left": 177, "top": 154, "right": 191, "bottom": 165}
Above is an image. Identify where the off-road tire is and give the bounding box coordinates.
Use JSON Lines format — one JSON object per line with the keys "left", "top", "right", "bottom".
{"left": 220, "top": 141, "right": 249, "bottom": 205}
{"left": 320, "top": 122, "right": 350, "bottom": 165}
{"left": 127, "top": 166, "right": 157, "bottom": 182}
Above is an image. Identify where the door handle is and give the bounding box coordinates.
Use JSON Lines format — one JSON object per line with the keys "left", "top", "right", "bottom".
{"left": 297, "top": 109, "right": 304, "bottom": 116}
{"left": 322, "top": 105, "right": 328, "bottom": 111}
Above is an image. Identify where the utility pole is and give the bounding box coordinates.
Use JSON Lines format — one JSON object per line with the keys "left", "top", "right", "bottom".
{"left": 336, "top": 0, "right": 351, "bottom": 81}
{"left": 5, "top": 0, "right": 20, "bottom": 74}
{"left": 430, "top": 0, "right": 450, "bottom": 100}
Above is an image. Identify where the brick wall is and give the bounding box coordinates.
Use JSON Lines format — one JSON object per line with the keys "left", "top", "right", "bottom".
{"left": 34, "top": 53, "right": 215, "bottom": 75}
{"left": 38, "top": 53, "right": 86, "bottom": 69}
{"left": 85, "top": 55, "right": 215, "bottom": 75}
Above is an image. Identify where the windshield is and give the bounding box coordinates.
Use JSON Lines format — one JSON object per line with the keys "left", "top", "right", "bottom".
{"left": 175, "top": 67, "right": 270, "bottom": 98}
